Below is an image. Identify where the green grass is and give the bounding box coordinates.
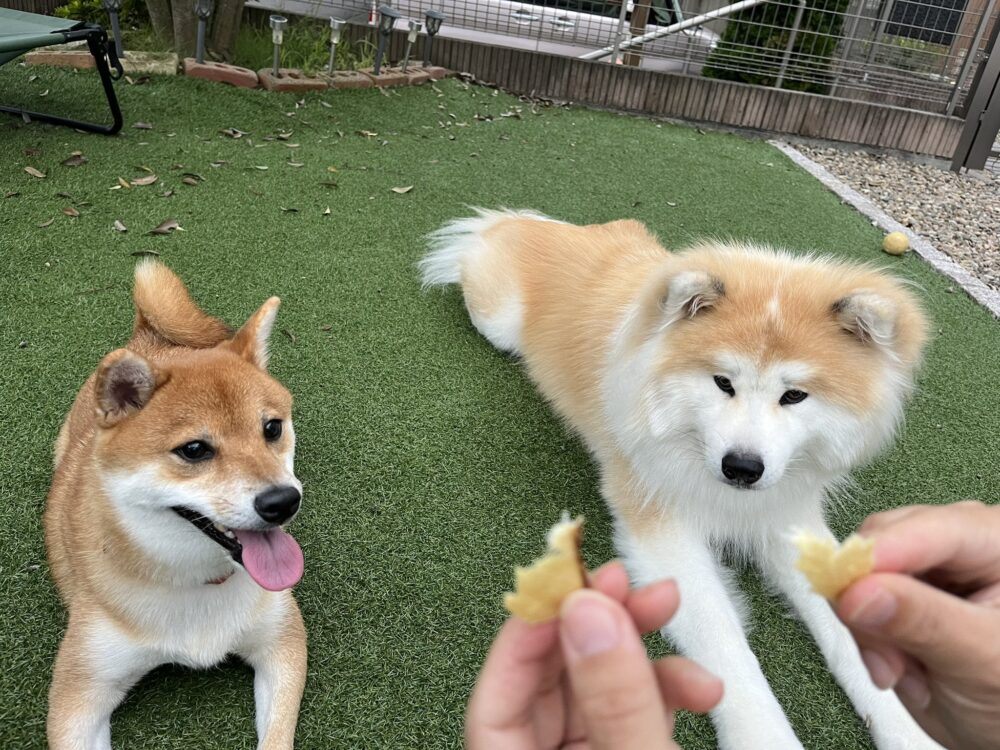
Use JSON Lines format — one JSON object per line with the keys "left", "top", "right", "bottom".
{"left": 1, "top": 62, "right": 998, "bottom": 750}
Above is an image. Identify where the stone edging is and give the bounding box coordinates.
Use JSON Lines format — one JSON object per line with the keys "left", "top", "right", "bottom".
{"left": 770, "top": 139, "right": 1000, "bottom": 320}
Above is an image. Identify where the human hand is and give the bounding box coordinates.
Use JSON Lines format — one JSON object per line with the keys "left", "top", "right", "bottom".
{"left": 465, "top": 561, "right": 722, "bottom": 750}
{"left": 835, "top": 501, "right": 1000, "bottom": 750}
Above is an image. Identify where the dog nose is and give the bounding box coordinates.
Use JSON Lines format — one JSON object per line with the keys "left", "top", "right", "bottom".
{"left": 721, "top": 453, "right": 765, "bottom": 485}
{"left": 254, "top": 486, "right": 301, "bottom": 524}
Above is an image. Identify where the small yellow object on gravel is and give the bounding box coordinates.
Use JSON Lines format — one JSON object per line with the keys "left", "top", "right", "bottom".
{"left": 882, "top": 231, "right": 910, "bottom": 255}
{"left": 795, "top": 532, "right": 875, "bottom": 600}
{"left": 504, "top": 515, "right": 586, "bottom": 624}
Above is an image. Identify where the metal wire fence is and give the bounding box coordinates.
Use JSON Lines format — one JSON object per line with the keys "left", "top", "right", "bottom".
{"left": 250, "top": 0, "right": 998, "bottom": 114}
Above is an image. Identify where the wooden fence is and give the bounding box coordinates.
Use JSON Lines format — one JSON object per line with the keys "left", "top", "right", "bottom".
{"left": 373, "top": 30, "right": 962, "bottom": 159}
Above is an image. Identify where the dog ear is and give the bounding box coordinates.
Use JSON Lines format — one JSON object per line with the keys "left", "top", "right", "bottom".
{"left": 225, "top": 297, "right": 280, "bottom": 370}
{"left": 832, "top": 291, "right": 897, "bottom": 346}
{"left": 660, "top": 270, "right": 725, "bottom": 322}
{"left": 95, "top": 349, "right": 165, "bottom": 425}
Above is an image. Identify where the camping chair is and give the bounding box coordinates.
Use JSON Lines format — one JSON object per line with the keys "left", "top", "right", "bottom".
{"left": 0, "top": 9, "right": 124, "bottom": 134}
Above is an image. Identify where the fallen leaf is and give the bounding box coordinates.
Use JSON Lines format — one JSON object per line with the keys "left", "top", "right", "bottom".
{"left": 182, "top": 172, "right": 205, "bottom": 182}
{"left": 253, "top": 165, "right": 268, "bottom": 171}
{"left": 113, "top": 220, "right": 127, "bottom": 232}
{"left": 63, "top": 207, "right": 80, "bottom": 218}
{"left": 276, "top": 131, "right": 293, "bottom": 140}
{"left": 61, "top": 152, "right": 87, "bottom": 167}
{"left": 4, "top": 191, "right": 20, "bottom": 199}
{"left": 24, "top": 167, "right": 46, "bottom": 179}
{"left": 219, "top": 127, "right": 249, "bottom": 138}
{"left": 319, "top": 181, "right": 339, "bottom": 189}
{"left": 118, "top": 177, "right": 131, "bottom": 189}
{"left": 287, "top": 162, "right": 304, "bottom": 168}
{"left": 131, "top": 249, "right": 160, "bottom": 257}
{"left": 161, "top": 190, "right": 174, "bottom": 198}
{"left": 148, "top": 219, "right": 182, "bottom": 235}
{"left": 131, "top": 174, "right": 158, "bottom": 186}
{"left": 666, "top": 201, "right": 677, "bottom": 207}
{"left": 24, "top": 148, "right": 41, "bottom": 157}
{"left": 210, "top": 161, "right": 227, "bottom": 168}
{"left": 320, "top": 324, "right": 332, "bottom": 331}
{"left": 280, "top": 207, "right": 299, "bottom": 213}
{"left": 326, "top": 166, "right": 339, "bottom": 173}
{"left": 38, "top": 218, "right": 55, "bottom": 228}
{"left": 322, "top": 207, "right": 331, "bottom": 216}
{"left": 182, "top": 177, "right": 199, "bottom": 186}
{"left": 28, "top": 75, "right": 38, "bottom": 82}
{"left": 125, "top": 75, "right": 135, "bottom": 85}
{"left": 391, "top": 185, "right": 413, "bottom": 194}
{"left": 40, "top": 89, "right": 49, "bottom": 97}
{"left": 137, "top": 165, "right": 154, "bottom": 173}
{"left": 282, "top": 328, "right": 296, "bottom": 343}
{"left": 133, "top": 121, "right": 154, "bottom": 130}
{"left": 285, "top": 143, "right": 300, "bottom": 148}
{"left": 320, "top": 100, "right": 332, "bottom": 109}
{"left": 356, "top": 130, "right": 378, "bottom": 138}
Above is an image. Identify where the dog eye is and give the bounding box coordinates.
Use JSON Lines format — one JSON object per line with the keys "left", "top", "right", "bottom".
{"left": 714, "top": 375, "right": 735, "bottom": 397}
{"left": 780, "top": 390, "right": 808, "bottom": 405}
{"left": 263, "top": 419, "right": 283, "bottom": 442}
{"left": 174, "top": 441, "right": 215, "bottom": 462}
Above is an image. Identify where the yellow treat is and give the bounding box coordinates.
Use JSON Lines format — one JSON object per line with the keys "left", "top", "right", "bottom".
{"left": 795, "top": 532, "right": 875, "bottom": 600}
{"left": 504, "top": 515, "right": 586, "bottom": 624}
{"left": 882, "top": 231, "right": 910, "bottom": 256}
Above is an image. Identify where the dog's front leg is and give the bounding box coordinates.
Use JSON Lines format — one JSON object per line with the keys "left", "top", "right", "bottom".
{"left": 47, "top": 614, "right": 156, "bottom": 750}
{"left": 238, "top": 594, "right": 307, "bottom": 750}
{"left": 614, "top": 504, "right": 803, "bottom": 750}
{"left": 761, "top": 518, "right": 944, "bottom": 750}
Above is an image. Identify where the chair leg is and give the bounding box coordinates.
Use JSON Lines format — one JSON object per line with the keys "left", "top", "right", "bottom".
{"left": 0, "top": 26, "right": 125, "bottom": 135}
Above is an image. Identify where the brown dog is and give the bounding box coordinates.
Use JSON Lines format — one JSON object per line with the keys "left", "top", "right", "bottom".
{"left": 45, "top": 261, "right": 306, "bottom": 749}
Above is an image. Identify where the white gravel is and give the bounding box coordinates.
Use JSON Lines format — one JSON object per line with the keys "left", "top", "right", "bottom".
{"left": 794, "top": 146, "right": 1000, "bottom": 292}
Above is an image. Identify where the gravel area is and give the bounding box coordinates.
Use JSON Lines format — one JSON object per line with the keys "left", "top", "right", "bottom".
{"left": 795, "top": 146, "right": 1000, "bottom": 291}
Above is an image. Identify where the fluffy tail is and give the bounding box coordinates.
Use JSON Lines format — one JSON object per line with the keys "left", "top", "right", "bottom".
{"left": 131, "top": 259, "right": 232, "bottom": 349}
{"left": 420, "top": 208, "right": 554, "bottom": 289}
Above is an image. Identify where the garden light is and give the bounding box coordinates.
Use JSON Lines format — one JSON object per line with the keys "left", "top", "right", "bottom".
{"left": 194, "top": 0, "right": 214, "bottom": 65}
{"left": 100, "top": 0, "right": 124, "bottom": 58}
{"left": 270, "top": 15, "right": 287, "bottom": 77}
{"left": 401, "top": 21, "right": 421, "bottom": 72}
{"left": 327, "top": 18, "right": 344, "bottom": 75}
{"left": 373, "top": 5, "right": 400, "bottom": 76}
{"left": 423, "top": 10, "right": 445, "bottom": 67}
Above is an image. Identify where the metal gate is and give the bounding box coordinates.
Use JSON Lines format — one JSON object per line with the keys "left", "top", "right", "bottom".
{"left": 952, "top": 17, "right": 1000, "bottom": 170}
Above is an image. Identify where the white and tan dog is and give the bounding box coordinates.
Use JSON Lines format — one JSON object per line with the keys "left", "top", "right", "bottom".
{"left": 45, "top": 261, "right": 306, "bottom": 750}
{"left": 422, "top": 209, "right": 941, "bottom": 749}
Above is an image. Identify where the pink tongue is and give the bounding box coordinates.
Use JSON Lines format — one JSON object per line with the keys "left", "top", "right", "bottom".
{"left": 233, "top": 527, "right": 304, "bottom": 591}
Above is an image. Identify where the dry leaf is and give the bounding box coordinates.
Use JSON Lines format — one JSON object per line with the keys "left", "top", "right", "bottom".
{"left": 133, "top": 121, "right": 153, "bottom": 130}
{"left": 38, "top": 218, "right": 55, "bottom": 228}
{"left": 285, "top": 143, "right": 300, "bottom": 148}
{"left": 356, "top": 130, "right": 378, "bottom": 138}
{"left": 40, "top": 89, "right": 49, "bottom": 97}
{"left": 322, "top": 207, "right": 331, "bottom": 216}
{"left": 320, "top": 324, "right": 332, "bottom": 331}
{"left": 4, "top": 191, "right": 19, "bottom": 199}
{"left": 61, "top": 153, "right": 87, "bottom": 167}
{"left": 253, "top": 165, "right": 268, "bottom": 171}
{"left": 220, "top": 127, "right": 249, "bottom": 138}
{"left": 391, "top": 185, "right": 413, "bottom": 194}
{"left": 148, "top": 219, "right": 182, "bottom": 235}
{"left": 276, "top": 131, "right": 293, "bottom": 140}
{"left": 287, "top": 162, "right": 304, "bottom": 168}
{"left": 182, "top": 177, "right": 199, "bottom": 186}
{"left": 24, "top": 167, "right": 46, "bottom": 179}
{"left": 113, "top": 220, "right": 128, "bottom": 233}
{"left": 62, "top": 207, "right": 80, "bottom": 218}
{"left": 280, "top": 207, "right": 298, "bottom": 213}
{"left": 182, "top": 172, "right": 205, "bottom": 182}
{"left": 131, "top": 249, "right": 160, "bottom": 257}
{"left": 118, "top": 177, "right": 131, "bottom": 189}
{"left": 326, "top": 166, "right": 339, "bottom": 173}
{"left": 161, "top": 190, "right": 174, "bottom": 198}
{"left": 131, "top": 175, "right": 158, "bottom": 186}
{"left": 282, "top": 328, "right": 296, "bottom": 343}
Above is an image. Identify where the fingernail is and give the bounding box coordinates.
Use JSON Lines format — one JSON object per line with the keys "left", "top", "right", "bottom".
{"left": 848, "top": 588, "right": 897, "bottom": 628}
{"left": 861, "top": 649, "right": 897, "bottom": 689}
{"left": 561, "top": 593, "right": 622, "bottom": 658}
{"left": 896, "top": 673, "right": 931, "bottom": 710}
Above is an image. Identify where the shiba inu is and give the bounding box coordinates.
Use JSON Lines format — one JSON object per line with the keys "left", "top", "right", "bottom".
{"left": 44, "top": 261, "right": 306, "bottom": 750}
{"left": 422, "top": 209, "right": 941, "bottom": 749}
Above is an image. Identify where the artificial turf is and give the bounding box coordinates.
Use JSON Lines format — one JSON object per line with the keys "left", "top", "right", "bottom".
{"left": 1, "top": 62, "right": 998, "bottom": 750}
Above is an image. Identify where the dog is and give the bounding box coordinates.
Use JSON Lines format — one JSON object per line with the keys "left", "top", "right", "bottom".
{"left": 422, "top": 209, "right": 942, "bottom": 749}
{"left": 44, "top": 261, "right": 306, "bottom": 750}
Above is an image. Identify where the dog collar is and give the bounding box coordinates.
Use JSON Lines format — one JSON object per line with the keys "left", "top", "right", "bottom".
{"left": 205, "top": 570, "right": 234, "bottom": 585}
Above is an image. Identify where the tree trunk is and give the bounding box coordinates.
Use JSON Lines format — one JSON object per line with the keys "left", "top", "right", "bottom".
{"left": 145, "top": 0, "right": 174, "bottom": 43}
{"left": 172, "top": 0, "right": 199, "bottom": 57}
{"left": 209, "top": 0, "right": 246, "bottom": 61}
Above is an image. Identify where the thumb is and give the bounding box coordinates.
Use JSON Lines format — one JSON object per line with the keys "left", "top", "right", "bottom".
{"left": 838, "top": 572, "right": 997, "bottom": 674}
{"left": 560, "top": 589, "right": 675, "bottom": 750}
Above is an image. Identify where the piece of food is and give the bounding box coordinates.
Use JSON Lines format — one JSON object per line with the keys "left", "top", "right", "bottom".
{"left": 882, "top": 231, "right": 910, "bottom": 256}
{"left": 504, "top": 515, "right": 586, "bottom": 624}
{"left": 795, "top": 531, "right": 875, "bottom": 600}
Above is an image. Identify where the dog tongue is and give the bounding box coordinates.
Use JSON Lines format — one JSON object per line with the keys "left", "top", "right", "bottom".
{"left": 233, "top": 527, "right": 304, "bottom": 591}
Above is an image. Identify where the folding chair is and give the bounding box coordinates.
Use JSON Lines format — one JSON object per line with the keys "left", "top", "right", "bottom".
{"left": 0, "top": 8, "right": 124, "bottom": 134}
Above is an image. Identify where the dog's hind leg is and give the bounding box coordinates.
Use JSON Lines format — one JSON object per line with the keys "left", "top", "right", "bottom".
{"left": 47, "top": 614, "right": 157, "bottom": 750}
{"left": 237, "top": 595, "right": 307, "bottom": 750}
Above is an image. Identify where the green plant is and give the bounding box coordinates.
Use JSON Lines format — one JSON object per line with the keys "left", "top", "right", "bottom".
{"left": 232, "top": 18, "right": 375, "bottom": 73}
{"left": 702, "top": 0, "right": 851, "bottom": 94}
{"left": 54, "top": 0, "right": 146, "bottom": 26}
